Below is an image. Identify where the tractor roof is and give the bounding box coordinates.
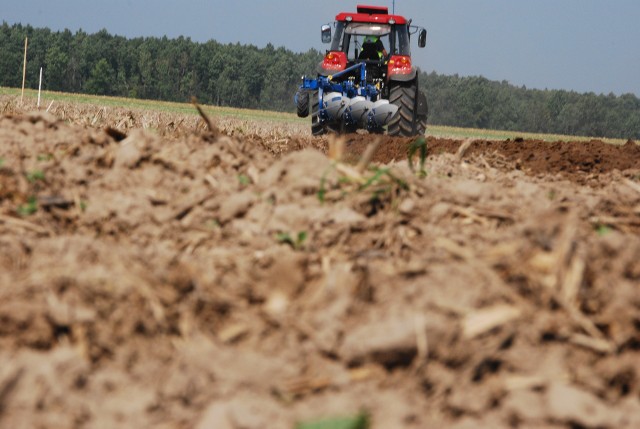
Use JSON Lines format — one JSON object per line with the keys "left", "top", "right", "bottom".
{"left": 335, "top": 4, "right": 408, "bottom": 25}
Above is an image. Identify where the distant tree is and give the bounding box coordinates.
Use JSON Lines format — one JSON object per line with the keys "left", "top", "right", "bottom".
{"left": 0, "top": 22, "right": 24, "bottom": 88}
{"left": 85, "top": 58, "right": 115, "bottom": 95}
{"left": 44, "top": 42, "right": 69, "bottom": 91}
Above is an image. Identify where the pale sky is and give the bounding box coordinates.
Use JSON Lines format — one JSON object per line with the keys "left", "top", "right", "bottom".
{"left": 3, "top": 0, "right": 640, "bottom": 96}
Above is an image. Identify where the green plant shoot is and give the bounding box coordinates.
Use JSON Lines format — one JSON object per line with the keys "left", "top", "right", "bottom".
{"left": 296, "top": 412, "right": 370, "bottom": 429}
{"left": 26, "top": 170, "right": 46, "bottom": 182}
{"left": 17, "top": 196, "right": 38, "bottom": 216}
{"left": 408, "top": 137, "right": 428, "bottom": 176}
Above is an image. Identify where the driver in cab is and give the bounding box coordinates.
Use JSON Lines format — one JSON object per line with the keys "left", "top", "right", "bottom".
{"left": 359, "top": 35, "right": 388, "bottom": 60}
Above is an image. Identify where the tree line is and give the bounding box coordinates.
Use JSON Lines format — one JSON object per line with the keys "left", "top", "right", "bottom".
{"left": 422, "top": 74, "right": 640, "bottom": 139}
{"left": 0, "top": 22, "right": 321, "bottom": 111}
{"left": 1, "top": 23, "right": 638, "bottom": 139}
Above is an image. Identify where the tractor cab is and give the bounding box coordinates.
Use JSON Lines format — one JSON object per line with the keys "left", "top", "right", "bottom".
{"left": 318, "top": 5, "right": 426, "bottom": 85}
{"left": 334, "top": 22, "right": 403, "bottom": 62}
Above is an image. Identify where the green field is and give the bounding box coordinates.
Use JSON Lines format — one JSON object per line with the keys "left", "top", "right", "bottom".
{"left": 1, "top": 87, "right": 627, "bottom": 144}
{"left": 425, "top": 125, "right": 626, "bottom": 144}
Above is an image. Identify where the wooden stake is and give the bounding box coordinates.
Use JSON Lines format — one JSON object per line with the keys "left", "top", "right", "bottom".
{"left": 21, "top": 37, "right": 28, "bottom": 105}
{"left": 37, "top": 67, "right": 43, "bottom": 109}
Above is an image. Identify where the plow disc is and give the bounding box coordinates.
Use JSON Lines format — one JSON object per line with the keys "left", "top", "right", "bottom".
{"left": 321, "top": 92, "right": 398, "bottom": 131}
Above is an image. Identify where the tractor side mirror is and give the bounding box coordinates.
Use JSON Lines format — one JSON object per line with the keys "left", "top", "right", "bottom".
{"left": 418, "top": 29, "right": 427, "bottom": 48}
{"left": 321, "top": 25, "right": 332, "bottom": 43}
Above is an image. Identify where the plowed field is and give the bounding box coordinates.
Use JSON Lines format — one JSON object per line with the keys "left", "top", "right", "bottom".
{"left": 1, "top": 97, "right": 640, "bottom": 429}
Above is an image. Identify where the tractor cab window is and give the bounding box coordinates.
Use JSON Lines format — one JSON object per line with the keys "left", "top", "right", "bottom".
{"left": 331, "top": 22, "right": 411, "bottom": 61}
{"left": 330, "top": 22, "right": 346, "bottom": 51}
{"left": 351, "top": 34, "right": 390, "bottom": 61}
{"left": 393, "top": 24, "right": 411, "bottom": 56}
{"left": 344, "top": 23, "right": 391, "bottom": 62}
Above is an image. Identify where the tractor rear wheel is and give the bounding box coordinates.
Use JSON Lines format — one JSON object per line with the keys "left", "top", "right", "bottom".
{"left": 311, "top": 90, "right": 326, "bottom": 136}
{"left": 388, "top": 79, "right": 426, "bottom": 137}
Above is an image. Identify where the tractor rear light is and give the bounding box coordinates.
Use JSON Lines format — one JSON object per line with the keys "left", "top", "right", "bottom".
{"left": 388, "top": 55, "right": 412, "bottom": 76}
{"left": 322, "top": 51, "right": 347, "bottom": 71}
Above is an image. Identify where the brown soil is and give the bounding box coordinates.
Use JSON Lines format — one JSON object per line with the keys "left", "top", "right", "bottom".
{"left": 335, "top": 135, "right": 640, "bottom": 185}
{"left": 1, "top": 99, "right": 640, "bottom": 429}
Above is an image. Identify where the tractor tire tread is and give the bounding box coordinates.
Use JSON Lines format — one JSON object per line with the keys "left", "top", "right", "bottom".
{"left": 388, "top": 80, "right": 427, "bottom": 137}
{"left": 296, "top": 90, "right": 310, "bottom": 118}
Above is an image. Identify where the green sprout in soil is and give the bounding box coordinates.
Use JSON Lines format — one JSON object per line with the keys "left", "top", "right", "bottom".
{"left": 26, "top": 170, "right": 46, "bottom": 182}
{"left": 17, "top": 196, "right": 38, "bottom": 216}
{"left": 0, "top": 158, "right": 4, "bottom": 168}
{"left": 318, "top": 161, "right": 409, "bottom": 215}
{"left": 362, "top": 166, "right": 408, "bottom": 197}
{"left": 408, "top": 137, "right": 428, "bottom": 177}
{"left": 359, "top": 167, "right": 408, "bottom": 192}
{"left": 238, "top": 174, "right": 251, "bottom": 186}
{"left": 317, "top": 179, "right": 326, "bottom": 203}
{"left": 37, "top": 153, "right": 54, "bottom": 162}
{"left": 317, "top": 170, "right": 329, "bottom": 203}
{"left": 354, "top": 167, "right": 408, "bottom": 216}
{"left": 276, "top": 231, "right": 308, "bottom": 250}
{"left": 205, "top": 219, "right": 220, "bottom": 230}
{"left": 595, "top": 224, "right": 613, "bottom": 236}
{"left": 296, "top": 412, "right": 370, "bottom": 429}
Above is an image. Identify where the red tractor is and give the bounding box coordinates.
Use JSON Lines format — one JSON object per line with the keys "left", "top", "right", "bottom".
{"left": 295, "top": 5, "right": 428, "bottom": 136}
